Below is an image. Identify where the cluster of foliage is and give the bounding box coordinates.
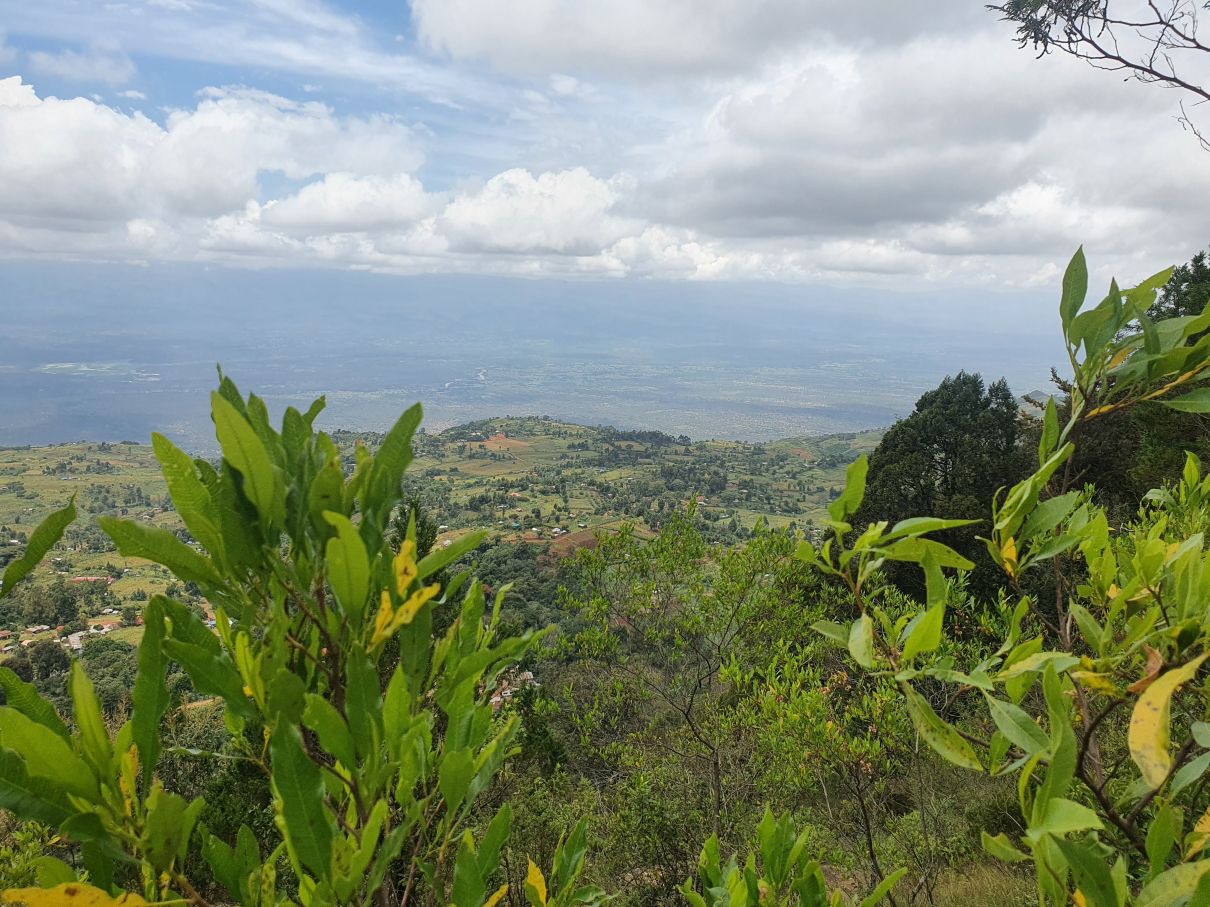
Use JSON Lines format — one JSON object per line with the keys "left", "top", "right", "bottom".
{"left": 803, "top": 248, "right": 1210, "bottom": 904}
{"left": 0, "top": 379, "right": 870, "bottom": 906}
{"left": 4, "top": 244, "right": 1210, "bottom": 907}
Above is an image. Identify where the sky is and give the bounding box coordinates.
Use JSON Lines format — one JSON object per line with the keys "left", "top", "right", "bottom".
{"left": 0, "top": 0, "right": 1207, "bottom": 292}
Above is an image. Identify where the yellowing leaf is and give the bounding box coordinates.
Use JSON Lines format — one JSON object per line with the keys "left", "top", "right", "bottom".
{"left": 368, "top": 584, "right": 439, "bottom": 652}
{"left": 1001, "top": 537, "right": 1018, "bottom": 577}
{"left": 484, "top": 884, "right": 510, "bottom": 907}
{"left": 393, "top": 541, "right": 418, "bottom": 596}
{"left": 3, "top": 883, "right": 149, "bottom": 906}
{"left": 1107, "top": 346, "right": 1132, "bottom": 369}
{"left": 1073, "top": 890, "right": 1088, "bottom": 907}
{"left": 1187, "top": 805, "right": 1210, "bottom": 859}
{"left": 371, "top": 590, "right": 395, "bottom": 645}
{"left": 1071, "top": 671, "right": 1120, "bottom": 698}
{"left": 397, "top": 584, "right": 438, "bottom": 625}
{"left": 1130, "top": 653, "right": 1210, "bottom": 789}
{"left": 524, "top": 860, "right": 548, "bottom": 907}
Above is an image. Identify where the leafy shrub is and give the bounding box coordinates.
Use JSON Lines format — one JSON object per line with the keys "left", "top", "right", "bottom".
{"left": 803, "top": 249, "right": 1210, "bottom": 905}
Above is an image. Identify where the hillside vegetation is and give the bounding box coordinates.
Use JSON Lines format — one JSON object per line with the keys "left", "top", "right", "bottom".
{"left": 0, "top": 424, "right": 879, "bottom": 652}
{"left": 2, "top": 249, "right": 1210, "bottom": 907}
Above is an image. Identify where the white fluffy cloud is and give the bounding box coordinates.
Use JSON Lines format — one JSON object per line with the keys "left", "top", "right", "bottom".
{"left": 0, "top": 78, "right": 421, "bottom": 229}
{"left": 439, "top": 168, "right": 637, "bottom": 254}
{"left": 1, "top": 0, "right": 1208, "bottom": 288}
{"left": 261, "top": 173, "right": 436, "bottom": 234}
{"left": 0, "top": 77, "right": 723, "bottom": 277}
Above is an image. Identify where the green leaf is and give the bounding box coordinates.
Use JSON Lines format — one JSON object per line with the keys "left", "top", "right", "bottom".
{"left": 883, "top": 516, "right": 977, "bottom": 541}
{"left": 0, "top": 667, "right": 69, "bottom": 740}
{"left": 996, "top": 651, "right": 1080, "bottom": 681}
{"left": 270, "top": 723, "right": 335, "bottom": 880}
{"left": 981, "top": 831, "right": 1029, "bottom": 863}
{"left": 450, "top": 832, "right": 486, "bottom": 907}
{"left": 0, "top": 747, "right": 73, "bottom": 826}
{"left": 308, "top": 461, "right": 346, "bottom": 533}
{"left": 344, "top": 649, "right": 383, "bottom": 760}
{"left": 882, "top": 537, "right": 974, "bottom": 570}
{"left": 31, "top": 856, "right": 76, "bottom": 887}
{"left": 1054, "top": 837, "right": 1121, "bottom": 907}
{"left": 1173, "top": 751, "right": 1210, "bottom": 796}
{"left": 69, "top": 663, "right": 112, "bottom": 778}
{"left": 1060, "top": 247, "right": 1089, "bottom": 330}
{"left": 439, "top": 748, "right": 475, "bottom": 818}
{"left": 151, "top": 433, "right": 224, "bottom": 559}
{"left": 827, "top": 454, "right": 868, "bottom": 522}
{"left": 131, "top": 596, "right": 170, "bottom": 785}
{"left": 902, "top": 684, "right": 982, "bottom": 771}
{"left": 901, "top": 603, "right": 944, "bottom": 663}
{"left": 98, "top": 517, "right": 223, "bottom": 587}
{"left": 417, "top": 530, "right": 486, "bottom": 582}
{"left": 267, "top": 668, "right": 306, "bottom": 725}
{"left": 162, "top": 639, "right": 255, "bottom": 719}
{"left": 1164, "top": 388, "right": 1210, "bottom": 413}
{"left": 1020, "top": 491, "right": 1081, "bottom": 541}
{"left": 478, "top": 804, "right": 513, "bottom": 881}
{"left": 142, "top": 784, "right": 190, "bottom": 871}
{"left": 848, "top": 614, "right": 876, "bottom": 669}
{"left": 1039, "top": 396, "right": 1059, "bottom": 461}
{"left": 1031, "top": 798, "right": 1103, "bottom": 837}
{"left": 201, "top": 833, "right": 241, "bottom": 899}
{"left": 323, "top": 512, "right": 370, "bottom": 615}
{"left": 212, "top": 391, "right": 286, "bottom": 527}
{"left": 811, "top": 620, "right": 849, "bottom": 646}
{"left": 302, "top": 694, "right": 356, "bottom": 770}
{"left": 362, "top": 403, "right": 423, "bottom": 530}
{"left": 1, "top": 498, "right": 75, "bottom": 597}
{"left": 984, "top": 695, "right": 1049, "bottom": 757}
{"left": 0, "top": 707, "right": 95, "bottom": 799}
{"left": 1137, "top": 859, "right": 1210, "bottom": 907}
{"left": 858, "top": 868, "right": 907, "bottom": 907}
{"left": 1146, "top": 802, "right": 1180, "bottom": 883}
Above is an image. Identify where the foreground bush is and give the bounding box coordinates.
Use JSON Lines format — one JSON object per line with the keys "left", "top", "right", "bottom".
{"left": 4, "top": 245, "right": 1199, "bottom": 906}
{"left": 0, "top": 380, "right": 873, "bottom": 906}
{"left": 803, "top": 250, "right": 1210, "bottom": 905}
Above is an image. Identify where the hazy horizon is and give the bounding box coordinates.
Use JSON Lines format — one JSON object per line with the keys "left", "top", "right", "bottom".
{"left": 0, "top": 261, "right": 1064, "bottom": 452}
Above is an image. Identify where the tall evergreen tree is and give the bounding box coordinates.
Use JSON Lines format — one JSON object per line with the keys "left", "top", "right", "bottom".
{"left": 857, "top": 372, "right": 1031, "bottom": 598}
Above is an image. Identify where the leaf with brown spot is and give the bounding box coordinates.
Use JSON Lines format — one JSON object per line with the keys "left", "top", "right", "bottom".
{"left": 1127, "top": 645, "right": 1165, "bottom": 694}
{"left": 2, "top": 883, "right": 149, "bottom": 906}
{"left": 1129, "top": 653, "right": 1210, "bottom": 789}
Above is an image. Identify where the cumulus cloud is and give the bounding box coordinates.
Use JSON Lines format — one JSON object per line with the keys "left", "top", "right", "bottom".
{"left": 439, "top": 168, "right": 637, "bottom": 254}
{"left": 0, "top": 78, "right": 422, "bottom": 230}
{"left": 261, "top": 173, "right": 436, "bottom": 233}
{"left": 1, "top": 0, "right": 1207, "bottom": 288}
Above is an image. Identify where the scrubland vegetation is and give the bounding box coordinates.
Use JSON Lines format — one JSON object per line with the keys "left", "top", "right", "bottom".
{"left": 2, "top": 247, "right": 1210, "bottom": 907}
